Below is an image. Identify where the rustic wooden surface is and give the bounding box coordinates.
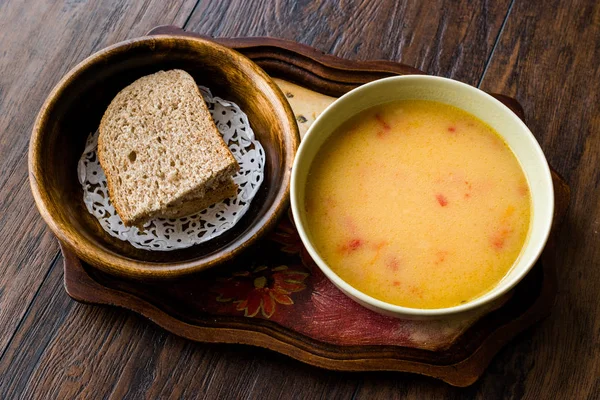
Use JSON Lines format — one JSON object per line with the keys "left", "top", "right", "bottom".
{"left": 53, "top": 26, "right": 569, "bottom": 387}
{"left": 0, "top": 0, "right": 598, "bottom": 398}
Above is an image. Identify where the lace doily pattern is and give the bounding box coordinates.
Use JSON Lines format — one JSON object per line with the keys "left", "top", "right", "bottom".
{"left": 77, "top": 86, "right": 265, "bottom": 251}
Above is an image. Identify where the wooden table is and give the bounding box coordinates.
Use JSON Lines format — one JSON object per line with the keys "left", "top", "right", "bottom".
{"left": 1, "top": 0, "right": 598, "bottom": 398}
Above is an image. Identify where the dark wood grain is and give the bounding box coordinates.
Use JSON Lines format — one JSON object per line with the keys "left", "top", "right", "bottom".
{"left": 32, "top": 29, "right": 568, "bottom": 386}
{"left": 1, "top": 0, "right": 598, "bottom": 398}
{"left": 148, "top": 26, "right": 528, "bottom": 116}
{"left": 473, "top": 0, "right": 600, "bottom": 398}
{"left": 354, "top": 0, "right": 600, "bottom": 398}
{"left": 0, "top": 0, "right": 197, "bottom": 358}
{"left": 186, "top": 0, "right": 511, "bottom": 86}
{"left": 0, "top": 257, "right": 358, "bottom": 399}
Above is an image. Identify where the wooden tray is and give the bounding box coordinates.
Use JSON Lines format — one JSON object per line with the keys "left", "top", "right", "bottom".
{"left": 61, "top": 25, "right": 570, "bottom": 387}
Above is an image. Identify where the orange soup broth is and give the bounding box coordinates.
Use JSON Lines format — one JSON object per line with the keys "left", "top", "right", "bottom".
{"left": 304, "top": 100, "right": 531, "bottom": 309}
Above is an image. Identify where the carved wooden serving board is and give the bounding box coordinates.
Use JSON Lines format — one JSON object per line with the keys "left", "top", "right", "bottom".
{"left": 61, "top": 25, "right": 570, "bottom": 387}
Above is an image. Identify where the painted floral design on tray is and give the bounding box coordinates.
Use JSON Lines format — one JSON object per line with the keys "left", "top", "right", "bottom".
{"left": 190, "top": 209, "right": 510, "bottom": 350}
{"left": 215, "top": 265, "right": 309, "bottom": 318}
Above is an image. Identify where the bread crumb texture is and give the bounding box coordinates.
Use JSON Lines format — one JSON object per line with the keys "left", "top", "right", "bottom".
{"left": 98, "top": 69, "right": 239, "bottom": 226}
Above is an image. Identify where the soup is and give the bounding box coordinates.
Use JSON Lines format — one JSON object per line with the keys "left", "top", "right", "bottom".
{"left": 304, "top": 100, "right": 531, "bottom": 309}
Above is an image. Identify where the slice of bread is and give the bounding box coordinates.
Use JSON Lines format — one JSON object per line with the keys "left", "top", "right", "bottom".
{"left": 98, "top": 69, "right": 239, "bottom": 227}
{"left": 157, "top": 177, "right": 238, "bottom": 219}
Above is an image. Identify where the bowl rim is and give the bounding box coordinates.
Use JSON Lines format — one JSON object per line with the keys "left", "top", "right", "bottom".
{"left": 290, "top": 74, "right": 555, "bottom": 317}
{"left": 29, "top": 34, "right": 299, "bottom": 279}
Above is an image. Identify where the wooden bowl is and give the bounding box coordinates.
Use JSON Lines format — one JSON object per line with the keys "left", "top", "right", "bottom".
{"left": 29, "top": 35, "right": 299, "bottom": 280}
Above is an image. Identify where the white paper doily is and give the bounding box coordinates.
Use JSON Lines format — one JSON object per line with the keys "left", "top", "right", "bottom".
{"left": 78, "top": 86, "right": 265, "bottom": 251}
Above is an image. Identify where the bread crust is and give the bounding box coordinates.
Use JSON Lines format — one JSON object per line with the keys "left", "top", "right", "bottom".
{"left": 98, "top": 69, "right": 239, "bottom": 227}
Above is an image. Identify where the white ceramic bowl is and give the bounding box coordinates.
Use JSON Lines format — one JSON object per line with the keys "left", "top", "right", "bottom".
{"left": 290, "top": 75, "right": 554, "bottom": 319}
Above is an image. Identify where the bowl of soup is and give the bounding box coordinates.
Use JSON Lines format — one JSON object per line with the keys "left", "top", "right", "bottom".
{"left": 290, "top": 75, "right": 554, "bottom": 319}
